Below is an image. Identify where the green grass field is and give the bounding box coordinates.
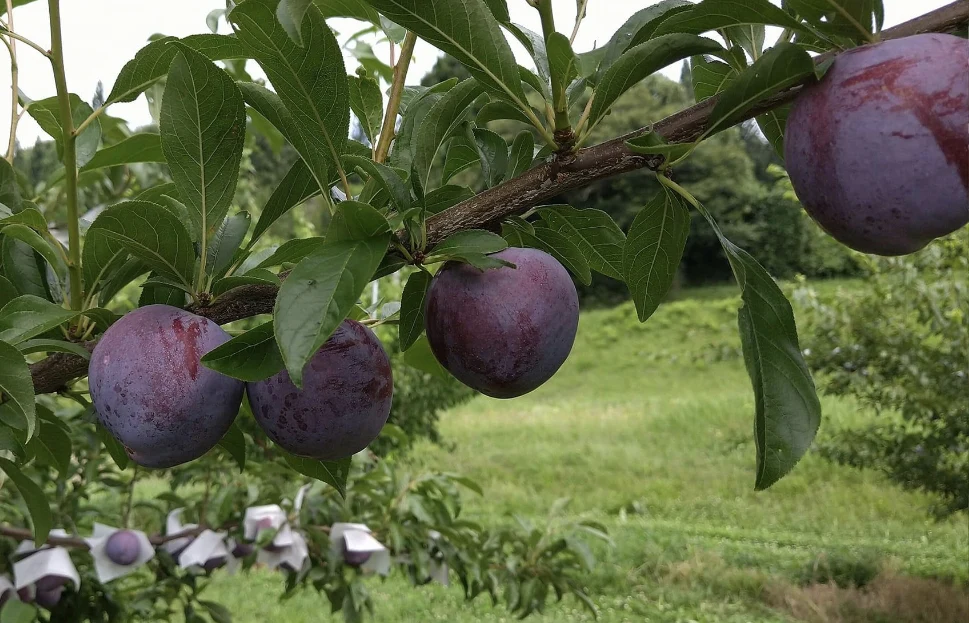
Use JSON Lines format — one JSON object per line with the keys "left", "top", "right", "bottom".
{"left": 204, "top": 281, "right": 969, "bottom": 622}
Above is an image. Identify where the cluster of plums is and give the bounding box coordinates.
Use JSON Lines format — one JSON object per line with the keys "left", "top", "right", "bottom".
{"left": 90, "top": 248, "right": 579, "bottom": 468}
{"left": 785, "top": 33, "right": 968, "bottom": 255}
{"left": 90, "top": 33, "right": 965, "bottom": 469}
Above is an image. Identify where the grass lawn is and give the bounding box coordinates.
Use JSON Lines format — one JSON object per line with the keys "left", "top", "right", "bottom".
{"left": 204, "top": 280, "right": 969, "bottom": 622}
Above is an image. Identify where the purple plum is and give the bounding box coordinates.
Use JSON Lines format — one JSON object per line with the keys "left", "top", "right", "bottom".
{"left": 89, "top": 305, "right": 244, "bottom": 468}
{"left": 246, "top": 320, "right": 393, "bottom": 460}
{"left": 16, "top": 587, "right": 33, "bottom": 603}
{"left": 785, "top": 33, "right": 968, "bottom": 255}
{"left": 424, "top": 247, "right": 579, "bottom": 398}
{"left": 34, "top": 586, "right": 63, "bottom": 610}
{"left": 105, "top": 530, "right": 141, "bottom": 566}
{"left": 231, "top": 542, "right": 254, "bottom": 558}
{"left": 342, "top": 542, "right": 372, "bottom": 568}
{"left": 203, "top": 557, "right": 226, "bottom": 572}
{"left": 33, "top": 575, "right": 67, "bottom": 592}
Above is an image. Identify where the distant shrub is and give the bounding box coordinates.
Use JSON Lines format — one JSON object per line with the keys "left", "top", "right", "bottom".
{"left": 798, "top": 234, "right": 969, "bottom": 516}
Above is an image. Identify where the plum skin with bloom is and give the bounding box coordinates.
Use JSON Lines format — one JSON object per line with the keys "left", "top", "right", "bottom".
{"left": 424, "top": 247, "right": 579, "bottom": 398}
{"left": 785, "top": 33, "right": 968, "bottom": 256}
{"left": 104, "top": 530, "right": 141, "bottom": 566}
{"left": 89, "top": 305, "right": 244, "bottom": 469}
{"left": 247, "top": 320, "right": 393, "bottom": 461}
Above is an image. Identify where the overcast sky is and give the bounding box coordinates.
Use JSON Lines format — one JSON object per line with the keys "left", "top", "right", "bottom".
{"left": 0, "top": 0, "right": 952, "bottom": 147}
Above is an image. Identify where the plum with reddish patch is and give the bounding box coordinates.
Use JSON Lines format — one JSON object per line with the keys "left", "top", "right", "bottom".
{"left": 785, "top": 33, "right": 968, "bottom": 255}
{"left": 105, "top": 530, "right": 141, "bottom": 566}
{"left": 424, "top": 247, "right": 579, "bottom": 398}
{"left": 246, "top": 320, "right": 393, "bottom": 460}
{"left": 89, "top": 305, "right": 244, "bottom": 468}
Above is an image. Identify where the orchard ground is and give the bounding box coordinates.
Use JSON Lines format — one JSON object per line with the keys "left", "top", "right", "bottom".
{"left": 143, "top": 280, "right": 967, "bottom": 623}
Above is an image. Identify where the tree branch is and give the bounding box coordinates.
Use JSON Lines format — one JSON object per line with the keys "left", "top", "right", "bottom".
{"left": 0, "top": 523, "right": 220, "bottom": 549}
{"left": 23, "top": 1, "right": 969, "bottom": 397}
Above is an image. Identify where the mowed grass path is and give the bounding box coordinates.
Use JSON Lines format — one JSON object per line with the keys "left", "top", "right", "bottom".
{"left": 207, "top": 282, "right": 969, "bottom": 622}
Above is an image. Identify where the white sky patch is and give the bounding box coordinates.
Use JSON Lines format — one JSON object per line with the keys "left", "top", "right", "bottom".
{"left": 0, "top": 0, "right": 953, "bottom": 147}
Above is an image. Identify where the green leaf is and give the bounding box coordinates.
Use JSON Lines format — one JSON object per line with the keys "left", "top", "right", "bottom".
{"left": 727, "top": 242, "right": 822, "bottom": 489}
{"left": 161, "top": 48, "right": 246, "bottom": 247}
{"left": 107, "top": 35, "right": 247, "bottom": 106}
{"left": 507, "top": 131, "right": 535, "bottom": 180}
{"left": 87, "top": 201, "right": 196, "bottom": 289}
{"left": 428, "top": 229, "right": 507, "bottom": 259}
{"left": 785, "top": 0, "right": 880, "bottom": 42}
{"left": 757, "top": 105, "right": 790, "bottom": 160}
{"left": 1, "top": 224, "right": 65, "bottom": 279}
{"left": 726, "top": 24, "right": 766, "bottom": 60}
{"left": 82, "top": 229, "right": 128, "bottom": 302}
{"left": 325, "top": 200, "right": 391, "bottom": 244}
{"left": 256, "top": 238, "right": 325, "bottom": 269}
{"left": 622, "top": 187, "right": 690, "bottom": 322}
{"left": 547, "top": 32, "right": 578, "bottom": 114}
{"left": 476, "top": 101, "right": 531, "bottom": 126}
{"left": 210, "top": 269, "right": 279, "bottom": 296}
{"left": 413, "top": 79, "right": 484, "bottom": 191}
{"left": 398, "top": 270, "right": 431, "bottom": 352}
{"left": 402, "top": 335, "right": 450, "bottom": 380}
{"left": 25, "top": 94, "right": 102, "bottom": 168}
{"left": 17, "top": 339, "right": 91, "bottom": 360}
{"left": 348, "top": 73, "right": 383, "bottom": 145}
{"left": 248, "top": 159, "right": 320, "bottom": 247}
{"left": 594, "top": 0, "right": 693, "bottom": 84}
{"left": 0, "top": 295, "right": 76, "bottom": 344}
{"left": 421, "top": 185, "right": 475, "bottom": 216}
{"left": 275, "top": 224, "right": 389, "bottom": 386}
{"left": 343, "top": 156, "right": 411, "bottom": 211}
{"left": 365, "top": 0, "right": 528, "bottom": 109}
{"left": 0, "top": 276, "right": 17, "bottom": 308}
{"left": 280, "top": 450, "right": 351, "bottom": 497}
{"left": 588, "top": 34, "right": 723, "bottom": 131}
{"left": 1, "top": 238, "right": 51, "bottom": 301}
{"left": 504, "top": 23, "right": 550, "bottom": 90}
{"left": 532, "top": 226, "right": 591, "bottom": 286}
{"left": 29, "top": 419, "right": 72, "bottom": 476}
{"left": 673, "top": 182, "right": 821, "bottom": 489}
{"left": 690, "top": 56, "right": 738, "bottom": 102}
{"left": 201, "top": 321, "right": 284, "bottom": 382}
{"left": 199, "top": 600, "right": 234, "bottom": 623}
{"left": 314, "top": 0, "right": 380, "bottom": 23}
{"left": 0, "top": 339, "right": 36, "bottom": 439}
{"left": 0, "top": 598, "right": 37, "bottom": 623}
{"left": 0, "top": 208, "right": 47, "bottom": 232}
{"left": 624, "top": 132, "right": 695, "bottom": 161}
{"left": 207, "top": 212, "right": 251, "bottom": 278}
{"left": 442, "top": 134, "right": 480, "bottom": 185}
{"left": 471, "top": 128, "right": 507, "bottom": 188}
{"left": 216, "top": 421, "right": 247, "bottom": 473}
{"left": 277, "top": 0, "right": 315, "bottom": 45}
{"left": 230, "top": 0, "right": 349, "bottom": 192}
{"left": 0, "top": 158, "right": 22, "bottom": 211}
{"left": 389, "top": 85, "right": 450, "bottom": 173}
{"left": 537, "top": 205, "right": 625, "bottom": 280}
{"left": 653, "top": 0, "right": 810, "bottom": 39}
{"left": 80, "top": 133, "right": 165, "bottom": 173}
{"left": 706, "top": 43, "right": 814, "bottom": 136}
{"left": 97, "top": 423, "right": 130, "bottom": 470}
{"left": 0, "top": 456, "right": 50, "bottom": 545}
{"left": 179, "top": 33, "right": 250, "bottom": 60}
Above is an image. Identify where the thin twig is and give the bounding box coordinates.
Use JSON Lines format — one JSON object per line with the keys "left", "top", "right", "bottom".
{"left": 570, "top": 0, "right": 590, "bottom": 45}
{"left": 374, "top": 31, "right": 416, "bottom": 164}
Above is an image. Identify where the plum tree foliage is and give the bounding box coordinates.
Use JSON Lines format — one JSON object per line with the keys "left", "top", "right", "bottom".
{"left": 0, "top": 0, "right": 966, "bottom": 621}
